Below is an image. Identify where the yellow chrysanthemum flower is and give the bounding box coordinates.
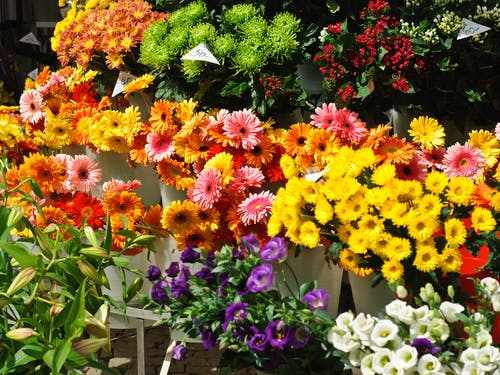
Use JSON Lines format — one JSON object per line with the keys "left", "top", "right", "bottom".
{"left": 334, "top": 190, "right": 369, "bottom": 223}
{"left": 357, "top": 214, "right": 384, "bottom": 236}
{"left": 338, "top": 248, "right": 360, "bottom": 272}
{"left": 371, "top": 163, "right": 396, "bottom": 186}
{"left": 267, "top": 213, "right": 283, "bottom": 237}
{"left": 369, "top": 232, "right": 393, "bottom": 259}
{"left": 470, "top": 207, "right": 496, "bottom": 232}
{"left": 386, "top": 236, "right": 412, "bottom": 261}
{"left": 416, "top": 193, "right": 443, "bottom": 218}
{"left": 390, "top": 178, "right": 423, "bottom": 203}
{"left": 299, "top": 180, "right": 320, "bottom": 204}
{"left": 381, "top": 259, "right": 404, "bottom": 281}
{"left": 439, "top": 246, "right": 463, "bottom": 273}
{"left": 364, "top": 186, "right": 390, "bottom": 208}
{"left": 468, "top": 129, "right": 500, "bottom": 168}
{"left": 443, "top": 218, "right": 467, "bottom": 248}
{"left": 280, "top": 154, "right": 300, "bottom": 179}
{"left": 381, "top": 200, "right": 410, "bottom": 227}
{"left": 406, "top": 212, "right": 440, "bottom": 242}
{"left": 413, "top": 246, "right": 440, "bottom": 273}
{"left": 446, "top": 176, "right": 475, "bottom": 206}
{"left": 347, "top": 229, "right": 369, "bottom": 254}
{"left": 408, "top": 116, "right": 445, "bottom": 150}
{"left": 204, "top": 151, "right": 234, "bottom": 185}
{"left": 337, "top": 223, "right": 355, "bottom": 244}
{"left": 314, "top": 195, "right": 334, "bottom": 225}
{"left": 424, "top": 170, "right": 448, "bottom": 194}
{"left": 321, "top": 175, "right": 361, "bottom": 202}
{"left": 299, "top": 220, "right": 320, "bottom": 248}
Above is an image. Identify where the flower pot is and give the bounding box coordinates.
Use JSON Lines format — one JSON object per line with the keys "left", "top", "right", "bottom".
{"left": 278, "top": 246, "right": 344, "bottom": 317}
{"left": 348, "top": 272, "right": 394, "bottom": 317}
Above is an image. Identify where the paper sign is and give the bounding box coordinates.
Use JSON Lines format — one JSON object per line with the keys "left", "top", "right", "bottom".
{"left": 457, "top": 18, "right": 491, "bottom": 40}
{"left": 305, "top": 168, "right": 328, "bottom": 182}
{"left": 28, "top": 68, "right": 39, "bottom": 80}
{"left": 19, "top": 32, "right": 40, "bottom": 46}
{"left": 112, "top": 71, "right": 137, "bottom": 97}
{"left": 181, "top": 43, "right": 220, "bottom": 65}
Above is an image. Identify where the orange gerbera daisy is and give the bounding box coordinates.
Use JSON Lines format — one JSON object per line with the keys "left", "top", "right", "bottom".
{"left": 283, "top": 122, "right": 312, "bottom": 156}
{"left": 36, "top": 206, "right": 74, "bottom": 237}
{"left": 245, "top": 134, "right": 275, "bottom": 169}
{"left": 374, "top": 136, "right": 416, "bottom": 164}
{"left": 174, "top": 227, "right": 214, "bottom": 252}
{"left": 156, "top": 158, "right": 195, "bottom": 190}
{"left": 103, "top": 190, "right": 145, "bottom": 224}
{"left": 149, "top": 99, "right": 178, "bottom": 133}
{"left": 34, "top": 65, "right": 51, "bottom": 87}
{"left": 304, "top": 128, "right": 340, "bottom": 167}
{"left": 141, "top": 204, "right": 170, "bottom": 237}
{"left": 123, "top": 74, "right": 155, "bottom": 97}
{"left": 4, "top": 166, "right": 29, "bottom": 192}
{"left": 161, "top": 200, "right": 199, "bottom": 235}
{"left": 19, "top": 154, "right": 65, "bottom": 194}
{"left": 178, "top": 131, "right": 212, "bottom": 164}
{"left": 470, "top": 182, "right": 496, "bottom": 208}
{"left": 361, "top": 124, "right": 392, "bottom": 149}
{"left": 176, "top": 99, "right": 198, "bottom": 123}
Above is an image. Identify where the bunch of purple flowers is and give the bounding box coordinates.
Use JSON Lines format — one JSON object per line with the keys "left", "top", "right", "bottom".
{"left": 145, "top": 234, "right": 341, "bottom": 374}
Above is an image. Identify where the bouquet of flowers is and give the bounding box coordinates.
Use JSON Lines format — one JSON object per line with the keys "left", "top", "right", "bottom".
{"left": 328, "top": 278, "right": 500, "bottom": 374}
{"left": 268, "top": 102, "right": 500, "bottom": 298}
{"left": 145, "top": 234, "right": 342, "bottom": 374}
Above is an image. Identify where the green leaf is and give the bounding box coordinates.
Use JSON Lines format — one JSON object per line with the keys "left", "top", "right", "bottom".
{"left": 64, "top": 283, "right": 87, "bottom": 338}
{"left": 221, "top": 80, "right": 248, "bottom": 97}
{"left": 29, "top": 180, "right": 43, "bottom": 199}
{"left": 326, "top": 0, "right": 340, "bottom": 14}
{"left": 42, "top": 348, "right": 56, "bottom": 371}
{"left": 0, "top": 241, "right": 38, "bottom": 268}
{"left": 298, "top": 280, "right": 318, "bottom": 299}
{"left": 54, "top": 339, "right": 72, "bottom": 373}
{"left": 357, "top": 83, "right": 372, "bottom": 98}
{"left": 9, "top": 343, "right": 45, "bottom": 368}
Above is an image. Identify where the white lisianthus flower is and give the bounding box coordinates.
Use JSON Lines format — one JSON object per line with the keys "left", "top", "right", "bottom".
{"left": 441, "top": 363, "right": 462, "bottom": 374}
{"left": 352, "top": 313, "right": 376, "bottom": 343}
{"left": 462, "top": 361, "right": 486, "bottom": 375}
{"left": 492, "top": 292, "right": 500, "bottom": 312}
{"left": 480, "top": 277, "right": 499, "bottom": 296}
{"left": 372, "top": 348, "right": 393, "bottom": 373}
{"left": 413, "top": 305, "right": 430, "bottom": 321}
{"left": 410, "top": 320, "right": 431, "bottom": 339}
{"left": 329, "top": 330, "right": 360, "bottom": 353}
{"left": 417, "top": 353, "right": 441, "bottom": 374}
{"left": 476, "top": 345, "right": 500, "bottom": 372}
{"left": 475, "top": 329, "right": 493, "bottom": 349}
{"left": 439, "top": 301, "right": 465, "bottom": 323}
{"left": 460, "top": 347, "right": 478, "bottom": 364}
{"left": 382, "top": 361, "right": 404, "bottom": 375}
{"left": 428, "top": 318, "right": 450, "bottom": 342}
{"left": 385, "top": 299, "right": 407, "bottom": 319}
{"left": 370, "top": 319, "right": 399, "bottom": 347}
{"left": 394, "top": 345, "right": 418, "bottom": 369}
{"left": 335, "top": 311, "right": 355, "bottom": 331}
{"left": 347, "top": 348, "right": 365, "bottom": 367}
{"left": 360, "top": 353, "right": 376, "bottom": 375}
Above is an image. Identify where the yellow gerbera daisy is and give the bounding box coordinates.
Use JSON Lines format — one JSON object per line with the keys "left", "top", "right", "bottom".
{"left": 470, "top": 206, "right": 496, "bottom": 232}
{"left": 424, "top": 170, "right": 448, "bottom": 194}
{"left": 204, "top": 151, "right": 234, "bottom": 185}
{"left": 381, "top": 259, "right": 404, "bottom": 281}
{"left": 446, "top": 176, "right": 475, "bottom": 206}
{"left": 408, "top": 116, "right": 445, "bottom": 150}
{"left": 468, "top": 129, "right": 500, "bottom": 168}
{"left": 123, "top": 73, "right": 155, "bottom": 96}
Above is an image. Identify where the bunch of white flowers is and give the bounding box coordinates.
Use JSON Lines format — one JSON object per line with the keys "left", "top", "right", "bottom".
{"left": 328, "top": 277, "right": 500, "bottom": 374}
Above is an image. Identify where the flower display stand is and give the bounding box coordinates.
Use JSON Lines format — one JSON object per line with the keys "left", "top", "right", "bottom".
{"left": 348, "top": 272, "right": 394, "bottom": 316}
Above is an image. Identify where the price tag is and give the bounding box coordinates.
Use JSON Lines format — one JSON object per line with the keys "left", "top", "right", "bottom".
{"left": 181, "top": 43, "right": 220, "bottom": 65}
{"left": 27, "top": 68, "right": 39, "bottom": 80}
{"left": 19, "top": 32, "right": 40, "bottom": 46}
{"left": 457, "top": 18, "right": 491, "bottom": 40}
{"left": 305, "top": 168, "right": 328, "bottom": 182}
{"left": 112, "top": 71, "right": 137, "bottom": 97}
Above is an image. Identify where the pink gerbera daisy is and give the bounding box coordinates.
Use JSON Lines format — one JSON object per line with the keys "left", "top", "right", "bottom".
{"left": 330, "top": 108, "right": 367, "bottom": 143}
{"left": 103, "top": 179, "right": 142, "bottom": 193}
{"left": 145, "top": 130, "right": 175, "bottom": 162}
{"left": 39, "top": 72, "right": 66, "bottom": 96}
{"left": 52, "top": 153, "right": 73, "bottom": 193}
{"left": 442, "top": 142, "right": 486, "bottom": 179}
{"left": 67, "top": 155, "right": 102, "bottom": 192}
{"left": 19, "top": 88, "right": 46, "bottom": 124}
{"left": 208, "top": 108, "right": 230, "bottom": 132}
{"left": 395, "top": 153, "right": 428, "bottom": 183}
{"left": 310, "top": 103, "right": 338, "bottom": 130}
{"left": 418, "top": 147, "right": 446, "bottom": 170}
{"left": 231, "top": 166, "right": 265, "bottom": 192}
{"left": 495, "top": 122, "right": 500, "bottom": 141}
{"left": 222, "top": 109, "right": 263, "bottom": 150}
{"left": 191, "top": 168, "right": 223, "bottom": 209}
{"left": 237, "top": 190, "right": 275, "bottom": 226}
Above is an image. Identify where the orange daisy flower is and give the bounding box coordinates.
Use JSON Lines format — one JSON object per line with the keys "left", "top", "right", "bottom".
{"left": 176, "top": 99, "right": 198, "bottom": 123}
{"left": 304, "top": 128, "right": 340, "bottom": 167}
{"left": 103, "top": 190, "right": 145, "bottom": 224}
{"left": 374, "top": 136, "right": 416, "bottom": 164}
{"left": 73, "top": 107, "right": 98, "bottom": 145}
{"left": 149, "top": 100, "right": 178, "bottom": 133}
{"left": 471, "top": 182, "right": 496, "bottom": 208}
{"left": 361, "top": 124, "right": 393, "bottom": 149}
{"left": 36, "top": 206, "right": 74, "bottom": 238}
{"left": 123, "top": 74, "right": 155, "bottom": 97}
{"left": 283, "top": 122, "right": 313, "bottom": 156}
{"left": 156, "top": 158, "right": 195, "bottom": 190}
{"left": 19, "top": 154, "right": 65, "bottom": 194}
{"left": 161, "top": 200, "right": 199, "bottom": 235}
{"left": 174, "top": 227, "right": 214, "bottom": 252}
{"left": 245, "top": 134, "right": 275, "bottom": 169}
{"left": 141, "top": 204, "right": 170, "bottom": 237}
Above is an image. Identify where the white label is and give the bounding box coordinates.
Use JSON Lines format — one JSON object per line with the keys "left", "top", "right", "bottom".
{"left": 19, "top": 32, "right": 40, "bottom": 46}
{"left": 181, "top": 43, "right": 220, "bottom": 65}
{"left": 457, "top": 18, "right": 491, "bottom": 40}
{"left": 305, "top": 168, "right": 328, "bottom": 182}
{"left": 112, "top": 71, "right": 137, "bottom": 97}
{"left": 28, "top": 68, "right": 39, "bottom": 80}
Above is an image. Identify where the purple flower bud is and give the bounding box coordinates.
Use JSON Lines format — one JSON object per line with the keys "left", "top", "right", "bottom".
{"left": 180, "top": 246, "right": 200, "bottom": 263}
{"left": 301, "top": 289, "right": 330, "bottom": 311}
{"left": 241, "top": 233, "right": 261, "bottom": 254}
{"left": 172, "top": 344, "right": 188, "bottom": 360}
{"left": 195, "top": 267, "right": 215, "bottom": 283}
{"left": 246, "top": 264, "right": 274, "bottom": 293}
{"left": 200, "top": 329, "right": 218, "bottom": 350}
{"left": 265, "top": 319, "right": 290, "bottom": 350}
{"left": 151, "top": 280, "right": 169, "bottom": 304}
{"left": 224, "top": 302, "right": 248, "bottom": 323}
{"left": 165, "top": 262, "right": 180, "bottom": 278}
{"left": 261, "top": 237, "right": 287, "bottom": 262}
{"left": 146, "top": 265, "right": 161, "bottom": 281}
{"left": 412, "top": 337, "right": 441, "bottom": 358}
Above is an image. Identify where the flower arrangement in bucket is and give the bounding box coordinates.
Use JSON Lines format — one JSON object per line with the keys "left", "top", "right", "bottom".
{"left": 145, "top": 234, "right": 343, "bottom": 374}
{"left": 268, "top": 103, "right": 500, "bottom": 302}
{"left": 327, "top": 277, "right": 499, "bottom": 374}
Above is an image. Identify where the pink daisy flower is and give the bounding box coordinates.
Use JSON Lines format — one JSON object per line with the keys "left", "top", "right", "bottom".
{"left": 237, "top": 190, "right": 275, "bottom": 226}
{"left": 222, "top": 109, "right": 263, "bottom": 150}
{"left": 330, "top": 108, "right": 367, "bottom": 143}
{"left": 442, "top": 142, "right": 486, "bottom": 179}
{"left": 395, "top": 153, "right": 428, "bottom": 183}
{"left": 19, "top": 88, "right": 46, "bottom": 124}
{"left": 417, "top": 147, "right": 446, "bottom": 170}
{"left": 52, "top": 153, "right": 73, "bottom": 193}
{"left": 208, "top": 108, "right": 230, "bottom": 132}
{"left": 495, "top": 122, "right": 500, "bottom": 141}
{"left": 39, "top": 72, "right": 66, "bottom": 95}
{"left": 103, "top": 179, "right": 142, "bottom": 193}
{"left": 310, "top": 103, "right": 338, "bottom": 130}
{"left": 145, "top": 131, "right": 175, "bottom": 162}
{"left": 231, "top": 166, "right": 265, "bottom": 192}
{"left": 191, "top": 168, "right": 223, "bottom": 209}
{"left": 67, "top": 155, "right": 102, "bottom": 193}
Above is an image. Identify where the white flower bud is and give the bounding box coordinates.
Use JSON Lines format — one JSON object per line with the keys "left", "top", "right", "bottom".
{"left": 440, "top": 301, "right": 465, "bottom": 323}
{"left": 396, "top": 285, "right": 408, "bottom": 299}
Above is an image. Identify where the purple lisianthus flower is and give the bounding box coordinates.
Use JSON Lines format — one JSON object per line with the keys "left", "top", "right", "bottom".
{"left": 247, "top": 332, "right": 268, "bottom": 351}
{"left": 200, "top": 329, "right": 218, "bottom": 350}
{"left": 180, "top": 246, "right": 200, "bottom": 263}
{"left": 195, "top": 267, "right": 216, "bottom": 283}
{"left": 202, "top": 252, "right": 216, "bottom": 268}
{"left": 172, "top": 344, "right": 188, "bottom": 360}
{"left": 165, "top": 262, "right": 179, "bottom": 278}
{"left": 261, "top": 237, "right": 287, "bottom": 262}
{"left": 412, "top": 337, "right": 442, "bottom": 358}
{"left": 241, "top": 233, "right": 261, "bottom": 254}
{"left": 265, "top": 319, "right": 290, "bottom": 350}
{"left": 170, "top": 276, "right": 190, "bottom": 299}
{"left": 224, "top": 302, "right": 248, "bottom": 323}
{"left": 290, "top": 325, "right": 310, "bottom": 349}
{"left": 151, "top": 280, "right": 169, "bottom": 304}
{"left": 146, "top": 265, "right": 161, "bottom": 281}
{"left": 246, "top": 264, "right": 274, "bottom": 293}
{"left": 301, "top": 289, "right": 330, "bottom": 311}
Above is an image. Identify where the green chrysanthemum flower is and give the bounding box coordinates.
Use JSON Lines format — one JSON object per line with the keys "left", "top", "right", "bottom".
{"left": 267, "top": 25, "right": 299, "bottom": 62}
{"left": 232, "top": 41, "right": 267, "bottom": 76}
{"left": 271, "top": 12, "right": 301, "bottom": 35}
{"left": 167, "top": 0, "right": 207, "bottom": 29}
{"left": 224, "top": 4, "right": 260, "bottom": 26}
{"left": 182, "top": 59, "right": 204, "bottom": 79}
{"left": 239, "top": 16, "right": 268, "bottom": 42}
{"left": 212, "top": 34, "right": 237, "bottom": 62}
{"left": 188, "top": 22, "right": 217, "bottom": 47}
{"left": 140, "top": 21, "right": 177, "bottom": 70}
